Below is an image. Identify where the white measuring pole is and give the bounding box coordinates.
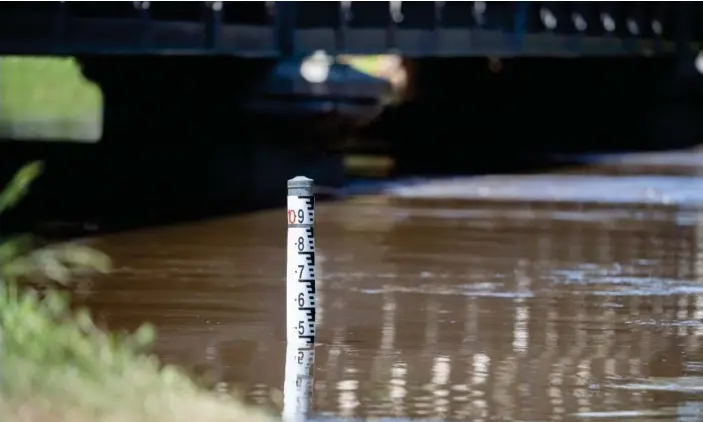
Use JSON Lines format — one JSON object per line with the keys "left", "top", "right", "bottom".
{"left": 284, "top": 176, "right": 317, "bottom": 421}
{"left": 286, "top": 176, "right": 316, "bottom": 346}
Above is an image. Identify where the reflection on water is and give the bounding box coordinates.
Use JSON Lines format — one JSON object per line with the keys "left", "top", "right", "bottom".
{"left": 284, "top": 344, "right": 315, "bottom": 422}
{"left": 73, "top": 159, "right": 703, "bottom": 421}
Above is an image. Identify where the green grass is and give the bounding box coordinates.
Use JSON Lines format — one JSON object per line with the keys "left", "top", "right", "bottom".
{"left": 2, "top": 296, "right": 276, "bottom": 422}
{"left": 0, "top": 163, "right": 276, "bottom": 422}
{"left": 0, "top": 56, "right": 103, "bottom": 142}
{"left": 338, "top": 54, "right": 386, "bottom": 76}
{"left": 1, "top": 288, "right": 276, "bottom": 422}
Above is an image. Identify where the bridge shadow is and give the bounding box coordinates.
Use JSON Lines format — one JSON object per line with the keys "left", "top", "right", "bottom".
{"left": 2, "top": 55, "right": 703, "bottom": 238}
{"left": 0, "top": 136, "right": 345, "bottom": 240}
{"left": 0, "top": 56, "right": 348, "bottom": 239}
{"left": 362, "top": 56, "right": 703, "bottom": 176}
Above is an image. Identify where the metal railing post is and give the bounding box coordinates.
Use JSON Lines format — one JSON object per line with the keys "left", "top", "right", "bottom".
{"left": 514, "top": 2, "right": 527, "bottom": 52}
{"left": 276, "top": 1, "right": 297, "bottom": 57}
{"left": 675, "top": 2, "right": 691, "bottom": 58}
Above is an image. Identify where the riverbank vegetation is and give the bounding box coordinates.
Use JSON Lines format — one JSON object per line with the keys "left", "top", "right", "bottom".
{"left": 0, "top": 56, "right": 103, "bottom": 142}
{"left": 0, "top": 162, "right": 274, "bottom": 422}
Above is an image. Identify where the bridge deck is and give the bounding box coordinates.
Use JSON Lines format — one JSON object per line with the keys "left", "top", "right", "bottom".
{"left": 0, "top": 2, "right": 698, "bottom": 57}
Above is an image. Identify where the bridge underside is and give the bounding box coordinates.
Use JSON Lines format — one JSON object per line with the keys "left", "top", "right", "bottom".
{"left": 365, "top": 56, "right": 703, "bottom": 174}
{"left": 2, "top": 54, "right": 703, "bottom": 232}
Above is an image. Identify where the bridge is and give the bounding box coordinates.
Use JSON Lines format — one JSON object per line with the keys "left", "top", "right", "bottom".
{"left": 0, "top": 2, "right": 699, "bottom": 57}
{"left": 2, "top": 2, "right": 703, "bottom": 227}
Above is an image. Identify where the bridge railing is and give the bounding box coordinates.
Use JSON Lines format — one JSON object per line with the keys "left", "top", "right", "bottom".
{"left": 0, "top": 2, "right": 698, "bottom": 57}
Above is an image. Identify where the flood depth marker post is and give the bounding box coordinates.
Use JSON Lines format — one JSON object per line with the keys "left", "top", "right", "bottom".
{"left": 284, "top": 176, "right": 316, "bottom": 422}
{"left": 286, "top": 175, "right": 316, "bottom": 346}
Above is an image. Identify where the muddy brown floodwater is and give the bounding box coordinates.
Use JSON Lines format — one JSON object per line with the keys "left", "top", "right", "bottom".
{"left": 72, "top": 150, "right": 703, "bottom": 421}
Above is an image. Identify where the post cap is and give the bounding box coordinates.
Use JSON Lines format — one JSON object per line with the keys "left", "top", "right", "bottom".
{"left": 287, "top": 176, "right": 314, "bottom": 190}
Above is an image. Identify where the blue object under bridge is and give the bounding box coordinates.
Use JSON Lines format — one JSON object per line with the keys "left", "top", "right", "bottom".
{"left": 0, "top": 1, "right": 699, "bottom": 57}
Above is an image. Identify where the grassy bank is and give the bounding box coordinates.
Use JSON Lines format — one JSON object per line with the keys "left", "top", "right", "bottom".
{"left": 0, "top": 56, "right": 103, "bottom": 142}
{"left": 1, "top": 286, "right": 275, "bottom": 422}
{"left": 0, "top": 162, "right": 275, "bottom": 422}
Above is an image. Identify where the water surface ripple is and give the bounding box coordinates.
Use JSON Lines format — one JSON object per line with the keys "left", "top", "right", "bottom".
{"left": 76, "top": 150, "right": 703, "bottom": 421}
